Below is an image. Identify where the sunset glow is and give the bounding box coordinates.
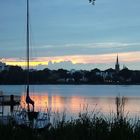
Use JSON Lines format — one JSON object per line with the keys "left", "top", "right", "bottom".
{"left": 20, "top": 95, "right": 49, "bottom": 112}
{"left": 20, "top": 95, "right": 140, "bottom": 117}
{"left": 4, "top": 51, "right": 140, "bottom": 68}
{"left": 1, "top": 0, "right": 140, "bottom": 70}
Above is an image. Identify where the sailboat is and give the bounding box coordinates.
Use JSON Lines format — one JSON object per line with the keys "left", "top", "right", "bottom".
{"left": 13, "top": 0, "right": 50, "bottom": 128}
{"left": 25, "top": 0, "right": 38, "bottom": 121}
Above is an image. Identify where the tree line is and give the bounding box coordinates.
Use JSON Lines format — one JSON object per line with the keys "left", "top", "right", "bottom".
{"left": 0, "top": 65, "right": 140, "bottom": 84}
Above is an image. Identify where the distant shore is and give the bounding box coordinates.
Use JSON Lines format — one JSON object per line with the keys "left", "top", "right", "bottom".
{"left": 1, "top": 65, "right": 140, "bottom": 85}
{"left": 1, "top": 83, "right": 140, "bottom": 85}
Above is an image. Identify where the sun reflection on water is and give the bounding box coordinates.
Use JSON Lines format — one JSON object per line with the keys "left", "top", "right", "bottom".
{"left": 20, "top": 94, "right": 140, "bottom": 117}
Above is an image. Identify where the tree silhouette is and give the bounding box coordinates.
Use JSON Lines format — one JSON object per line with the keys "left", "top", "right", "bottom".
{"left": 89, "top": 0, "right": 96, "bottom": 5}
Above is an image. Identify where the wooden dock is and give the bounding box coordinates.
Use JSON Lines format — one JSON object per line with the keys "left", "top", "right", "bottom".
{"left": 0, "top": 95, "right": 20, "bottom": 105}
{"left": 0, "top": 94, "right": 20, "bottom": 116}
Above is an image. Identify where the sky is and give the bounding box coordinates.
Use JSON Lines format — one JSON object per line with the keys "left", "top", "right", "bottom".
{"left": 0, "top": 0, "right": 140, "bottom": 70}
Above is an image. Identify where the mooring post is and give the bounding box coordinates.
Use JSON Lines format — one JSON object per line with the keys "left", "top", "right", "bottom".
{"left": 10, "top": 95, "right": 14, "bottom": 114}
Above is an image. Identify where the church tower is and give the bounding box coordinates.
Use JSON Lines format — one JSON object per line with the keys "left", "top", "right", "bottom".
{"left": 115, "top": 55, "right": 120, "bottom": 73}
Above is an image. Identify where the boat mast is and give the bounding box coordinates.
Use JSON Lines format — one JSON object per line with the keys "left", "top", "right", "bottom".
{"left": 26, "top": 0, "right": 35, "bottom": 112}
{"left": 26, "top": 0, "right": 30, "bottom": 112}
{"left": 27, "top": 0, "right": 29, "bottom": 89}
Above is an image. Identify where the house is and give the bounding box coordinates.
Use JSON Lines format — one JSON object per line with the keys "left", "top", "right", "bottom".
{"left": 0, "top": 62, "right": 9, "bottom": 72}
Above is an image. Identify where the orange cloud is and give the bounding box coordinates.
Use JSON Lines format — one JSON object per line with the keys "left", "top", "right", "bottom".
{"left": 3, "top": 51, "right": 140, "bottom": 67}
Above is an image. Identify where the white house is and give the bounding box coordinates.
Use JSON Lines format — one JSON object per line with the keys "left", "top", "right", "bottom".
{"left": 0, "top": 62, "right": 9, "bottom": 72}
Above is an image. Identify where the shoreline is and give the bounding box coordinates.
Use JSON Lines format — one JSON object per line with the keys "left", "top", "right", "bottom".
{"left": 0, "top": 83, "right": 140, "bottom": 85}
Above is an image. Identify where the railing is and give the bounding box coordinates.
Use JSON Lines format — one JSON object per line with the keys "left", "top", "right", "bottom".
{"left": 0, "top": 94, "right": 20, "bottom": 116}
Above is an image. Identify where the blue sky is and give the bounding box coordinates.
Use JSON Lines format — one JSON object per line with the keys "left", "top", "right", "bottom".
{"left": 0, "top": 0, "right": 140, "bottom": 70}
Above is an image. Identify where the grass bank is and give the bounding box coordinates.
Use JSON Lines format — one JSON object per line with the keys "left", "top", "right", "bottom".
{"left": 0, "top": 96, "right": 140, "bottom": 140}
{"left": 1, "top": 112, "right": 140, "bottom": 140}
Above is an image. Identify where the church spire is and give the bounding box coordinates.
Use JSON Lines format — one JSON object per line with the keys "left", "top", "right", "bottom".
{"left": 116, "top": 55, "right": 119, "bottom": 64}
{"left": 115, "top": 54, "right": 120, "bottom": 73}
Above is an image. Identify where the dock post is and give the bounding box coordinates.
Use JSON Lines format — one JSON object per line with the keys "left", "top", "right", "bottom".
{"left": 10, "top": 95, "right": 14, "bottom": 114}
{"left": 0, "top": 94, "right": 4, "bottom": 117}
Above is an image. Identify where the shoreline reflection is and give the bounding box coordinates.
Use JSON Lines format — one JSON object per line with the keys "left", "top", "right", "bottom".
{"left": 20, "top": 93, "right": 140, "bottom": 117}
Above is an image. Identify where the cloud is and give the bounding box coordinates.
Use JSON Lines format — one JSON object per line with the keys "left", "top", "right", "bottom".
{"left": 32, "top": 42, "right": 140, "bottom": 57}
{"left": 3, "top": 51, "right": 140, "bottom": 70}
{"left": 1, "top": 41, "right": 140, "bottom": 58}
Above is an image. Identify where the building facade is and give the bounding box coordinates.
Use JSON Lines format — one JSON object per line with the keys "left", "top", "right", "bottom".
{"left": 0, "top": 62, "right": 9, "bottom": 72}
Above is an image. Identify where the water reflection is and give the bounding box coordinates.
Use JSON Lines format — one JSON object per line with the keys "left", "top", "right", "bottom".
{"left": 20, "top": 93, "right": 140, "bottom": 117}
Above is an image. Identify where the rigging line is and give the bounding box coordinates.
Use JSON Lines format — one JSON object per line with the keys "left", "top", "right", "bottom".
{"left": 27, "top": 2, "right": 36, "bottom": 94}
{"left": 27, "top": 0, "right": 30, "bottom": 87}
{"left": 29, "top": 19, "right": 38, "bottom": 70}
{"left": 26, "top": 0, "right": 35, "bottom": 113}
{"left": 27, "top": 0, "right": 38, "bottom": 70}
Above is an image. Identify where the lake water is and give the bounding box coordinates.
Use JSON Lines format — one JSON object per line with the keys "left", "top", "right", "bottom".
{"left": 1, "top": 85, "right": 140, "bottom": 118}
